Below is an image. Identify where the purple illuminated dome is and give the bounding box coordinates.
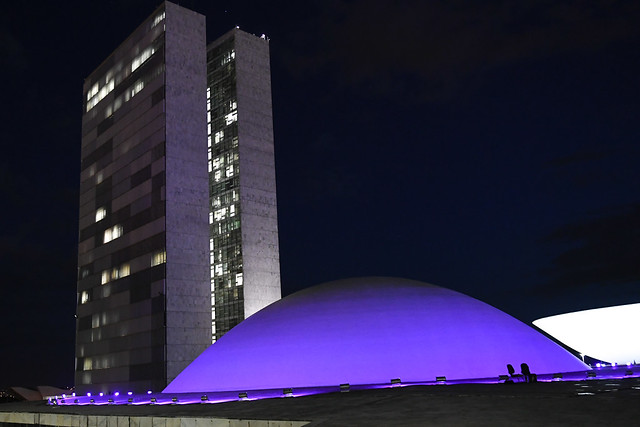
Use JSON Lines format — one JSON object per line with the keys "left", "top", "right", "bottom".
{"left": 164, "top": 277, "right": 588, "bottom": 393}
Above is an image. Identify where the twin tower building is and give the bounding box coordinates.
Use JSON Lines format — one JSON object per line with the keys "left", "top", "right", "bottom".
{"left": 76, "top": 2, "right": 281, "bottom": 393}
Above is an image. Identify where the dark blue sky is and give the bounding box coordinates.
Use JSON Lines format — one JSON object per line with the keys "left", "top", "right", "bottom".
{"left": 1, "top": 0, "right": 639, "bottom": 387}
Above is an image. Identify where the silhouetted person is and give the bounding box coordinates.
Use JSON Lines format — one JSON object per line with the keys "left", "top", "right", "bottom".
{"left": 521, "top": 363, "right": 537, "bottom": 383}
{"left": 505, "top": 364, "right": 524, "bottom": 383}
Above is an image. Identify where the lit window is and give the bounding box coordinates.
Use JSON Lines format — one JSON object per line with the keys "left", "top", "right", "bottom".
{"left": 116, "top": 263, "right": 130, "bottom": 279}
{"left": 213, "top": 156, "right": 222, "bottom": 171}
{"left": 225, "top": 111, "right": 237, "bottom": 125}
{"left": 151, "top": 250, "right": 167, "bottom": 266}
{"left": 131, "top": 46, "right": 155, "bottom": 73}
{"left": 214, "top": 207, "right": 227, "bottom": 222}
{"left": 83, "top": 358, "right": 93, "bottom": 371}
{"left": 151, "top": 11, "right": 165, "bottom": 28}
{"left": 130, "top": 80, "right": 145, "bottom": 97}
{"left": 214, "top": 130, "right": 224, "bottom": 143}
{"left": 225, "top": 164, "right": 234, "bottom": 178}
{"left": 86, "top": 77, "right": 115, "bottom": 112}
{"left": 221, "top": 50, "right": 235, "bottom": 65}
{"left": 101, "top": 263, "right": 129, "bottom": 284}
{"left": 229, "top": 204, "right": 236, "bottom": 217}
{"left": 209, "top": 212, "right": 214, "bottom": 224}
{"left": 103, "top": 224, "right": 123, "bottom": 243}
{"left": 235, "top": 273, "right": 243, "bottom": 287}
{"left": 95, "top": 207, "right": 107, "bottom": 222}
{"left": 81, "top": 291, "right": 90, "bottom": 304}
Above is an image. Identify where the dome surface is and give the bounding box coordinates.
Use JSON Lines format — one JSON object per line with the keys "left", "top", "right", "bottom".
{"left": 164, "top": 277, "right": 588, "bottom": 393}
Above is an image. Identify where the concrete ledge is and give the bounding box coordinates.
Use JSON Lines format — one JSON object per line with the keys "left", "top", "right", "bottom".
{"left": 0, "top": 412, "right": 308, "bottom": 427}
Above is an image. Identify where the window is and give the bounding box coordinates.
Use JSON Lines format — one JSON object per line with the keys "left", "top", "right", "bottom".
{"left": 151, "top": 11, "right": 165, "bottom": 28}
{"left": 100, "top": 263, "right": 130, "bottom": 285}
{"left": 95, "top": 207, "right": 107, "bottom": 222}
{"left": 103, "top": 225, "right": 123, "bottom": 243}
{"left": 131, "top": 46, "right": 155, "bottom": 73}
{"left": 80, "top": 291, "right": 90, "bottom": 304}
{"left": 151, "top": 250, "right": 166, "bottom": 266}
{"left": 224, "top": 111, "right": 237, "bottom": 125}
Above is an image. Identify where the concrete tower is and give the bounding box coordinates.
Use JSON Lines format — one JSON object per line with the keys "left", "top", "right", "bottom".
{"left": 76, "top": 2, "right": 210, "bottom": 394}
{"left": 75, "top": 2, "right": 281, "bottom": 394}
{"left": 206, "top": 29, "right": 281, "bottom": 342}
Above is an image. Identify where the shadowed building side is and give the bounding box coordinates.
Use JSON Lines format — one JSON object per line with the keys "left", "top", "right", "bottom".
{"left": 75, "top": 2, "right": 210, "bottom": 394}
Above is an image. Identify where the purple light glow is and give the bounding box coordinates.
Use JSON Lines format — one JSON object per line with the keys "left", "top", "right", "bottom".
{"left": 50, "top": 366, "right": 639, "bottom": 406}
{"left": 164, "top": 277, "right": 589, "bottom": 393}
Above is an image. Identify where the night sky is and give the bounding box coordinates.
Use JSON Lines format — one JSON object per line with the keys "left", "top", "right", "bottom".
{"left": 1, "top": 0, "right": 639, "bottom": 388}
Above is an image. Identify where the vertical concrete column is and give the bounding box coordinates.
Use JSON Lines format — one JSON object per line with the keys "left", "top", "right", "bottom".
{"left": 163, "top": 2, "right": 210, "bottom": 383}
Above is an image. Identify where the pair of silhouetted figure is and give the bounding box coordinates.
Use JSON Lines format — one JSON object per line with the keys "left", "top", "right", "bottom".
{"left": 506, "top": 363, "right": 537, "bottom": 383}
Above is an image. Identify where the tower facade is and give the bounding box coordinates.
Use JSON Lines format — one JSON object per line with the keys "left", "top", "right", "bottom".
{"left": 206, "top": 29, "right": 281, "bottom": 342}
{"left": 76, "top": 2, "right": 210, "bottom": 393}
{"left": 75, "top": 2, "right": 281, "bottom": 393}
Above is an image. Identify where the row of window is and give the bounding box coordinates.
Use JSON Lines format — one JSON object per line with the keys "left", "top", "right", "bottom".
{"left": 86, "top": 33, "right": 163, "bottom": 113}
{"left": 79, "top": 249, "right": 166, "bottom": 305}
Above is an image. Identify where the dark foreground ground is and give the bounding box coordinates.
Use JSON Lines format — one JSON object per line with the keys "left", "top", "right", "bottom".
{"left": 2, "top": 376, "right": 640, "bottom": 426}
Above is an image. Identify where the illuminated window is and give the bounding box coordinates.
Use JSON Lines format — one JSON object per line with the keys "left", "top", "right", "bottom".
{"left": 83, "top": 358, "right": 93, "bottom": 371}
{"left": 101, "top": 263, "right": 130, "bottom": 285}
{"left": 131, "top": 80, "right": 145, "bottom": 97}
{"left": 214, "top": 130, "right": 224, "bottom": 143}
{"left": 235, "top": 273, "right": 243, "bottom": 287}
{"left": 95, "top": 207, "right": 107, "bottom": 222}
{"left": 103, "top": 225, "right": 123, "bottom": 243}
{"left": 151, "top": 11, "right": 165, "bottom": 28}
{"left": 116, "top": 263, "right": 130, "bottom": 279}
{"left": 214, "top": 207, "right": 226, "bottom": 221}
{"left": 131, "top": 46, "right": 155, "bottom": 73}
{"left": 221, "top": 50, "right": 235, "bottom": 65}
{"left": 86, "top": 78, "right": 115, "bottom": 112}
{"left": 151, "top": 250, "right": 167, "bottom": 266}
{"left": 80, "top": 291, "right": 90, "bottom": 304}
{"left": 224, "top": 111, "right": 237, "bottom": 125}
